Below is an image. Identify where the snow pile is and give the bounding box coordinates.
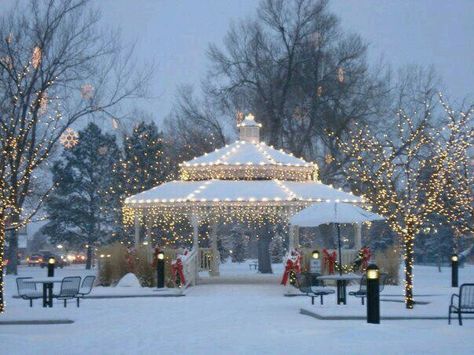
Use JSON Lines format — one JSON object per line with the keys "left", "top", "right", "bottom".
{"left": 116, "top": 273, "right": 141, "bottom": 288}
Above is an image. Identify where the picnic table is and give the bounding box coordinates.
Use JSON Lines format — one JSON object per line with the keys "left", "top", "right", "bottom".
{"left": 249, "top": 261, "right": 258, "bottom": 270}
{"left": 317, "top": 273, "right": 362, "bottom": 305}
{"left": 24, "top": 277, "right": 63, "bottom": 308}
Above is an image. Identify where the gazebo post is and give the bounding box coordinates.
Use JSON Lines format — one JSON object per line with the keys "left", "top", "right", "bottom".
{"left": 210, "top": 224, "right": 220, "bottom": 277}
{"left": 288, "top": 225, "right": 297, "bottom": 251}
{"left": 354, "top": 223, "right": 362, "bottom": 250}
{"left": 134, "top": 214, "right": 140, "bottom": 248}
{"left": 191, "top": 213, "right": 200, "bottom": 284}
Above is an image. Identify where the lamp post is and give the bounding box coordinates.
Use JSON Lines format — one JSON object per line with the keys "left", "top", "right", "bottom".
{"left": 156, "top": 251, "right": 165, "bottom": 289}
{"left": 451, "top": 254, "right": 459, "bottom": 288}
{"left": 47, "top": 257, "right": 56, "bottom": 277}
{"left": 366, "top": 263, "right": 380, "bottom": 324}
{"left": 46, "top": 257, "right": 56, "bottom": 307}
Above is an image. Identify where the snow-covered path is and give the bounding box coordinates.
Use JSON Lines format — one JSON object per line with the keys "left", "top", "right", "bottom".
{"left": 1, "top": 263, "right": 473, "bottom": 355}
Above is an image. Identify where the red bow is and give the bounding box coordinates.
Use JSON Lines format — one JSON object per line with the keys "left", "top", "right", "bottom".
{"left": 281, "top": 251, "right": 301, "bottom": 286}
{"left": 171, "top": 258, "right": 186, "bottom": 286}
{"left": 323, "top": 249, "right": 337, "bottom": 274}
{"left": 361, "top": 247, "right": 371, "bottom": 270}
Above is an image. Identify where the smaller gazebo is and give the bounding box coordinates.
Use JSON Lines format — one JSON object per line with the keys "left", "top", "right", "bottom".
{"left": 123, "top": 115, "right": 363, "bottom": 279}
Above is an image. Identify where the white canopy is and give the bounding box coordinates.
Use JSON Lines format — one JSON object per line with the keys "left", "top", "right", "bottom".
{"left": 290, "top": 202, "right": 384, "bottom": 227}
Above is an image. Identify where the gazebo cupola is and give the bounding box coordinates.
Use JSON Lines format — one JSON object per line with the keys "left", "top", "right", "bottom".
{"left": 238, "top": 113, "right": 261, "bottom": 143}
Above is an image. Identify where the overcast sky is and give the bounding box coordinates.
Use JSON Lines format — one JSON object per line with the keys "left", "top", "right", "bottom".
{"left": 3, "top": 0, "right": 474, "bottom": 123}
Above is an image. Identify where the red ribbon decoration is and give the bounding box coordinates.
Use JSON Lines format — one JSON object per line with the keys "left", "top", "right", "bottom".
{"left": 171, "top": 258, "right": 186, "bottom": 286}
{"left": 361, "top": 247, "right": 371, "bottom": 270}
{"left": 281, "top": 250, "right": 302, "bottom": 285}
{"left": 323, "top": 249, "right": 337, "bottom": 274}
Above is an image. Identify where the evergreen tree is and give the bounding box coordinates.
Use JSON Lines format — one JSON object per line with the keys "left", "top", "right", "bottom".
{"left": 270, "top": 233, "right": 285, "bottom": 263}
{"left": 231, "top": 227, "right": 246, "bottom": 263}
{"left": 42, "top": 123, "right": 122, "bottom": 269}
{"left": 217, "top": 237, "right": 230, "bottom": 263}
{"left": 121, "top": 121, "right": 171, "bottom": 195}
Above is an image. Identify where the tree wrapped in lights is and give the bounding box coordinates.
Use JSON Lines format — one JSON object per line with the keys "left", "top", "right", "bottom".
{"left": 121, "top": 121, "right": 172, "bottom": 196}
{"left": 428, "top": 96, "right": 473, "bottom": 248}
{"left": 0, "top": 0, "right": 147, "bottom": 280}
{"left": 337, "top": 113, "right": 439, "bottom": 309}
{"left": 0, "top": 0, "right": 147, "bottom": 311}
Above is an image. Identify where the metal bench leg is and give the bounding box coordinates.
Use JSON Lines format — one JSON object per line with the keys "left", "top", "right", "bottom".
{"left": 311, "top": 296, "right": 314, "bottom": 305}
{"left": 361, "top": 297, "right": 365, "bottom": 305}
{"left": 77, "top": 297, "right": 80, "bottom": 308}
{"left": 30, "top": 299, "right": 33, "bottom": 307}
{"left": 320, "top": 295, "right": 323, "bottom": 305}
{"left": 64, "top": 299, "right": 67, "bottom": 308}
{"left": 458, "top": 312, "right": 463, "bottom": 326}
{"left": 448, "top": 308, "right": 451, "bottom": 325}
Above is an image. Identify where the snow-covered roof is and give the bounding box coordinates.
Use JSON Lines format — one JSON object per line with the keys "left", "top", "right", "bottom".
{"left": 182, "top": 141, "right": 311, "bottom": 167}
{"left": 125, "top": 179, "right": 361, "bottom": 206}
{"left": 237, "top": 113, "right": 262, "bottom": 128}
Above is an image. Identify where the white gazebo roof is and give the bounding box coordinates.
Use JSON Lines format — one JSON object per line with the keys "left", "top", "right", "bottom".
{"left": 125, "top": 179, "right": 361, "bottom": 207}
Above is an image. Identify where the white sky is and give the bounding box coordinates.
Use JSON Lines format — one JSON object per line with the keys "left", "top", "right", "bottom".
{"left": 2, "top": 0, "right": 474, "bottom": 123}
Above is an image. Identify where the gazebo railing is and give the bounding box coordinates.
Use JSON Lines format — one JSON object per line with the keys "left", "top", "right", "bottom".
{"left": 198, "top": 248, "right": 213, "bottom": 272}
{"left": 183, "top": 248, "right": 198, "bottom": 287}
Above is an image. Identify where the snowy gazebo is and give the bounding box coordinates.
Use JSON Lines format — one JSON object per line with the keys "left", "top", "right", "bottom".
{"left": 123, "top": 115, "right": 363, "bottom": 281}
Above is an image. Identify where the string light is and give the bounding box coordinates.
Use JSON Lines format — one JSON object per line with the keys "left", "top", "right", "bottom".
{"left": 123, "top": 115, "right": 362, "bottom": 249}
{"left": 336, "top": 96, "right": 473, "bottom": 309}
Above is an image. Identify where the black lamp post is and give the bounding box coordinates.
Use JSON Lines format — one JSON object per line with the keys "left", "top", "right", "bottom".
{"left": 47, "top": 257, "right": 56, "bottom": 277}
{"left": 366, "top": 263, "right": 380, "bottom": 324}
{"left": 451, "top": 254, "right": 459, "bottom": 288}
{"left": 156, "top": 251, "right": 165, "bottom": 289}
{"left": 311, "top": 249, "right": 321, "bottom": 285}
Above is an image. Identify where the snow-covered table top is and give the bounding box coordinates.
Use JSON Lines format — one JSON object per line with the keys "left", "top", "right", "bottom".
{"left": 317, "top": 273, "right": 362, "bottom": 281}
{"left": 22, "top": 277, "right": 64, "bottom": 283}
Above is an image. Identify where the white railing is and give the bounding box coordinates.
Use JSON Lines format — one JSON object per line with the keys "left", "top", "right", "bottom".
{"left": 198, "top": 248, "right": 213, "bottom": 272}
{"left": 182, "top": 248, "right": 198, "bottom": 288}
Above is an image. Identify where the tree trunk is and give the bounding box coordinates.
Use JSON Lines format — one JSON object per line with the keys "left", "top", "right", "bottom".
{"left": 0, "top": 216, "right": 5, "bottom": 313}
{"left": 404, "top": 235, "right": 415, "bottom": 309}
{"left": 86, "top": 244, "right": 93, "bottom": 270}
{"left": 256, "top": 223, "right": 273, "bottom": 274}
{"left": 319, "top": 224, "right": 335, "bottom": 248}
{"left": 6, "top": 230, "right": 18, "bottom": 274}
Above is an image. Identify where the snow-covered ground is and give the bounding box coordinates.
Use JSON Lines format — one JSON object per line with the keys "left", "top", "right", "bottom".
{"left": 1, "top": 262, "right": 473, "bottom": 355}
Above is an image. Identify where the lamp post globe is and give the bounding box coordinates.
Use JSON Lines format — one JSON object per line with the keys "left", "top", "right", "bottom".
{"left": 312, "top": 250, "right": 320, "bottom": 259}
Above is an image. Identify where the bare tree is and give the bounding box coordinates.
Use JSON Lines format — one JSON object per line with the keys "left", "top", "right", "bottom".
{"left": 0, "top": 0, "right": 148, "bottom": 311}
{"left": 205, "top": 0, "right": 389, "bottom": 183}
{"left": 164, "top": 85, "right": 227, "bottom": 177}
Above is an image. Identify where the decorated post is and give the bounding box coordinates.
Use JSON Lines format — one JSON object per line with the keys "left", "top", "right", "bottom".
{"left": 281, "top": 249, "right": 302, "bottom": 288}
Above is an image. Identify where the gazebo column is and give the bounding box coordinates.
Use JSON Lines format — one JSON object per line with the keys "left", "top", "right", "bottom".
{"left": 209, "top": 224, "right": 220, "bottom": 277}
{"left": 134, "top": 214, "right": 140, "bottom": 248}
{"left": 191, "top": 213, "right": 200, "bottom": 284}
{"left": 354, "top": 223, "right": 362, "bottom": 250}
{"left": 288, "top": 225, "right": 298, "bottom": 251}
{"left": 191, "top": 214, "right": 199, "bottom": 251}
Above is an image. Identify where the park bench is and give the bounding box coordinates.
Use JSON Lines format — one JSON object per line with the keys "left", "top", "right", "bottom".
{"left": 296, "top": 273, "right": 335, "bottom": 305}
{"left": 54, "top": 276, "right": 81, "bottom": 307}
{"left": 16, "top": 277, "right": 42, "bottom": 307}
{"left": 449, "top": 283, "right": 474, "bottom": 326}
{"left": 348, "top": 272, "right": 388, "bottom": 305}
